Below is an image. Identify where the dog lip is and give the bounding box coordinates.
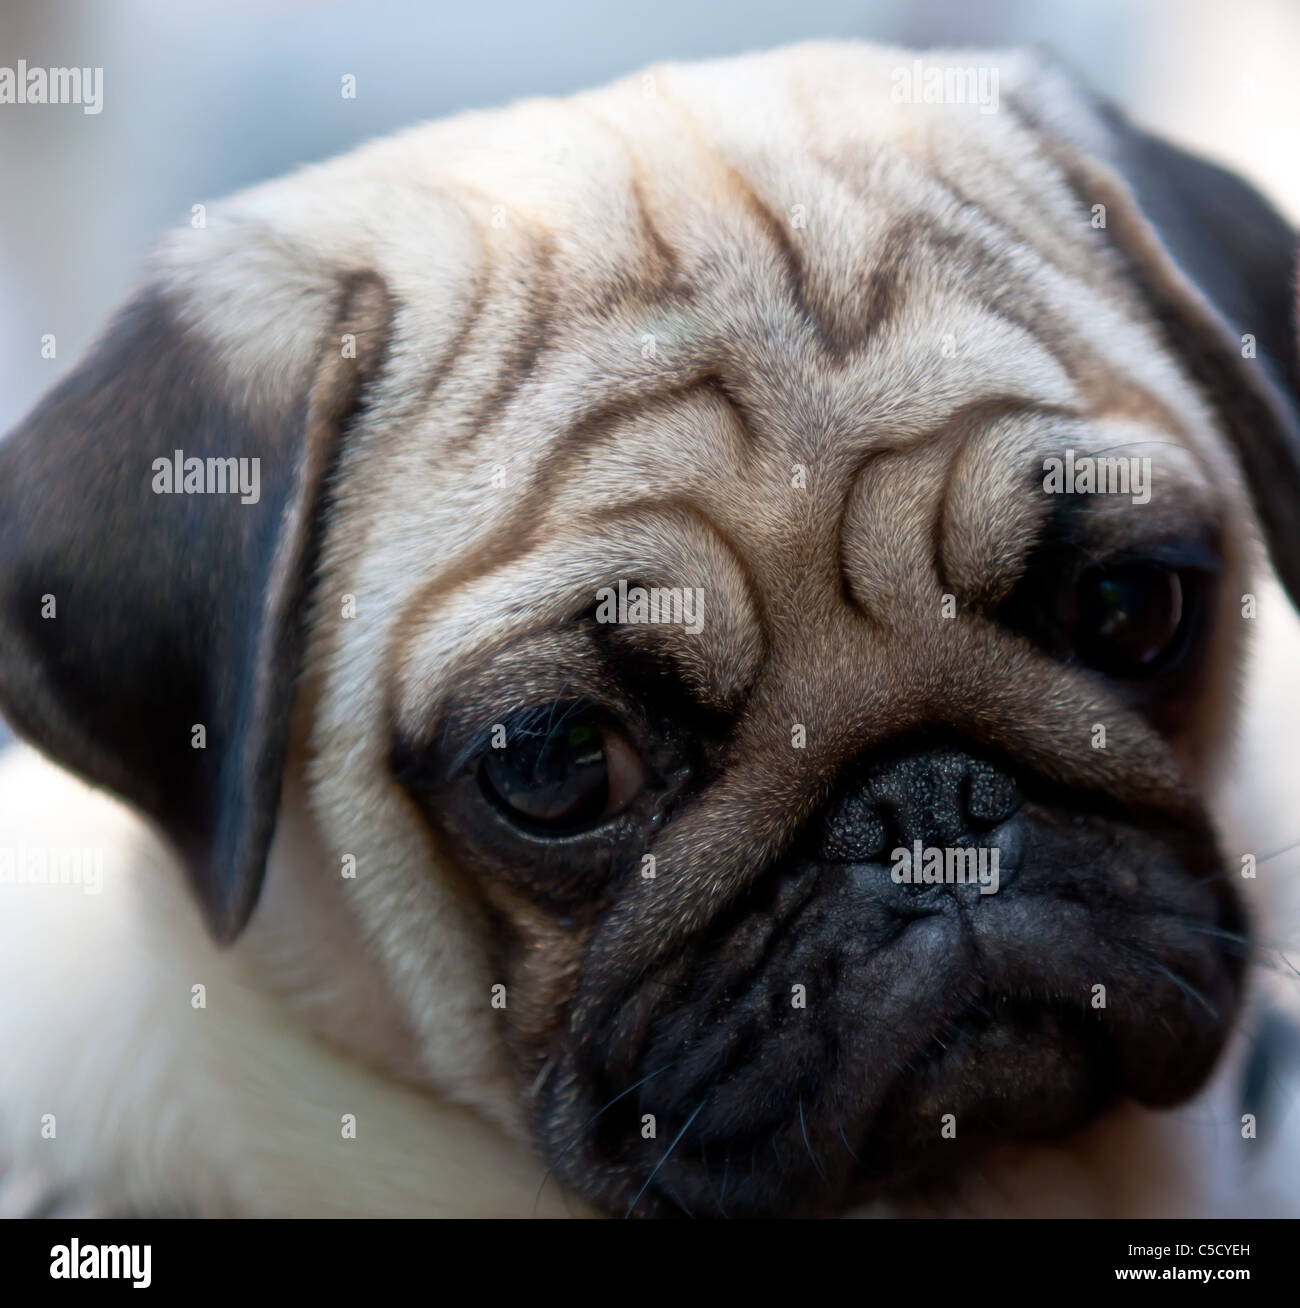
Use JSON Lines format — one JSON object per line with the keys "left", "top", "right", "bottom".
{"left": 547, "top": 912, "right": 1240, "bottom": 1219}
{"left": 552, "top": 991, "right": 1125, "bottom": 1218}
{"left": 846, "top": 996, "right": 1121, "bottom": 1194}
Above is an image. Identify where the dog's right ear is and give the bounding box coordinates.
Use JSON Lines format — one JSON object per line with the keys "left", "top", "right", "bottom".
{"left": 0, "top": 241, "right": 393, "bottom": 943}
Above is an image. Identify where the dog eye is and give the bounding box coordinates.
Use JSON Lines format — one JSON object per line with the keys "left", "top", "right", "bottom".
{"left": 479, "top": 710, "right": 647, "bottom": 833}
{"left": 1071, "top": 564, "right": 1186, "bottom": 676}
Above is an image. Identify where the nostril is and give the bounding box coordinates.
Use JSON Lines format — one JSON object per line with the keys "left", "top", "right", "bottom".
{"left": 817, "top": 745, "right": 1021, "bottom": 860}
{"left": 963, "top": 760, "right": 1021, "bottom": 830}
{"left": 820, "top": 790, "right": 890, "bottom": 862}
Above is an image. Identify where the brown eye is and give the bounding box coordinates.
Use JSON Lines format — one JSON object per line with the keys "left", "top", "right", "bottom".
{"left": 479, "top": 709, "right": 646, "bottom": 833}
{"left": 1073, "top": 565, "right": 1185, "bottom": 675}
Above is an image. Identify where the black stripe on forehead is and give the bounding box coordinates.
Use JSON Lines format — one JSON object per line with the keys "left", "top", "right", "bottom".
{"left": 793, "top": 139, "right": 1079, "bottom": 351}
{"left": 419, "top": 265, "right": 492, "bottom": 403}
{"left": 445, "top": 230, "right": 559, "bottom": 456}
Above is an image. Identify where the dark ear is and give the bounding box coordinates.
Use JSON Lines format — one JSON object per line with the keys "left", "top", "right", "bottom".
{"left": 1014, "top": 62, "right": 1300, "bottom": 607}
{"left": 0, "top": 267, "right": 393, "bottom": 942}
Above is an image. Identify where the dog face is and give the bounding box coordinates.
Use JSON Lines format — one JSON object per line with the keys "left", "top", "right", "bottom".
{"left": 2, "top": 44, "right": 1298, "bottom": 1217}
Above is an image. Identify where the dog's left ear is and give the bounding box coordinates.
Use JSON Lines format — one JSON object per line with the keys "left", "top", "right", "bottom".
{"left": 1013, "top": 59, "right": 1300, "bottom": 607}
{"left": 0, "top": 239, "right": 394, "bottom": 943}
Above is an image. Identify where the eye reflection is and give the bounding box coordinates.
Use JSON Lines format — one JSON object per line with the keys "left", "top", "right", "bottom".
{"left": 479, "top": 708, "right": 646, "bottom": 833}
{"left": 1072, "top": 564, "right": 1186, "bottom": 675}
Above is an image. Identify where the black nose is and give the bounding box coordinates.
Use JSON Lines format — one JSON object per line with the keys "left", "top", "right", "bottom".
{"left": 818, "top": 744, "right": 1021, "bottom": 862}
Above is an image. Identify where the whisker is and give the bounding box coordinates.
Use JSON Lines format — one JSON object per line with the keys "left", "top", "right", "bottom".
{"left": 837, "top": 1121, "right": 860, "bottom": 1164}
{"left": 624, "top": 1096, "right": 709, "bottom": 1219}
{"left": 798, "top": 1095, "right": 826, "bottom": 1181}
{"left": 1122, "top": 945, "right": 1219, "bottom": 1020}
{"left": 1258, "top": 834, "right": 1300, "bottom": 865}
{"left": 532, "top": 1061, "right": 676, "bottom": 1217}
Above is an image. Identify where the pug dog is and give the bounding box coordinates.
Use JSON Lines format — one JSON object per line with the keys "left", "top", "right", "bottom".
{"left": 1, "top": 41, "right": 1299, "bottom": 1219}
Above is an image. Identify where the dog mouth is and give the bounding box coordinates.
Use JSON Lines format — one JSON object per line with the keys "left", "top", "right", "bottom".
{"left": 533, "top": 794, "right": 1245, "bottom": 1219}
{"left": 543, "top": 941, "right": 1239, "bottom": 1219}
{"left": 844, "top": 993, "right": 1122, "bottom": 1198}
{"left": 571, "top": 990, "right": 1127, "bottom": 1219}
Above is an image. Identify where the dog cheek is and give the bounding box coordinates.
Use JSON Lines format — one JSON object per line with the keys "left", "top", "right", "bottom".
{"left": 492, "top": 906, "right": 593, "bottom": 1089}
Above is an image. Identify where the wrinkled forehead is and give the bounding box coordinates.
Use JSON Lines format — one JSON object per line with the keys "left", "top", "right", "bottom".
{"left": 333, "top": 69, "right": 1237, "bottom": 724}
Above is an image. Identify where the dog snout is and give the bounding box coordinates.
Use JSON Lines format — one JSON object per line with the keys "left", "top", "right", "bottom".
{"left": 818, "top": 744, "right": 1022, "bottom": 873}
{"left": 544, "top": 741, "right": 1242, "bottom": 1218}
